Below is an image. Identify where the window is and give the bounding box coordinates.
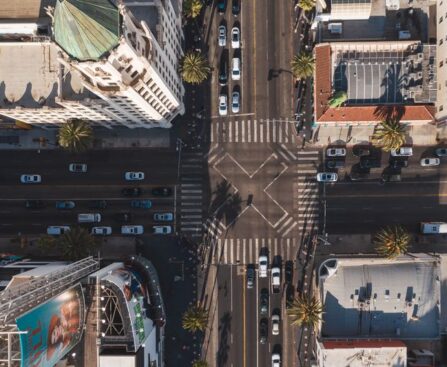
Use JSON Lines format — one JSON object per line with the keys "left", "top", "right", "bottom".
{"left": 440, "top": 105, "right": 444, "bottom": 112}
{"left": 440, "top": 61, "right": 444, "bottom": 68}
{"left": 440, "top": 39, "right": 444, "bottom": 46}
{"left": 440, "top": 16, "right": 444, "bottom": 24}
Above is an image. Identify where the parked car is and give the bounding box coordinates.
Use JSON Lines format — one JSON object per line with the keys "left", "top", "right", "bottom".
{"left": 326, "top": 160, "right": 345, "bottom": 169}
{"left": 219, "top": 52, "right": 228, "bottom": 86}
{"left": 231, "top": 57, "right": 240, "bottom": 81}
{"left": 246, "top": 266, "right": 255, "bottom": 289}
{"left": 353, "top": 147, "right": 371, "bottom": 157}
{"left": 349, "top": 170, "right": 370, "bottom": 181}
{"left": 271, "top": 266, "right": 280, "bottom": 293}
{"left": 151, "top": 187, "right": 172, "bottom": 196}
{"left": 231, "top": 26, "right": 240, "bottom": 48}
{"left": 272, "top": 353, "right": 281, "bottom": 367}
{"left": 421, "top": 222, "right": 447, "bottom": 234}
{"left": 316, "top": 172, "right": 338, "bottom": 182}
{"left": 121, "top": 225, "right": 144, "bottom": 235}
{"left": 420, "top": 157, "right": 440, "bottom": 167}
{"left": 326, "top": 148, "right": 346, "bottom": 157}
{"left": 391, "top": 147, "right": 413, "bottom": 157}
{"left": 25, "top": 200, "right": 45, "bottom": 209}
{"left": 259, "top": 255, "right": 268, "bottom": 278}
{"left": 20, "top": 174, "right": 41, "bottom": 184}
{"left": 131, "top": 200, "right": 152, "bottom": 209}
{"left": 78, "top": 213, "right": 101, "bottom": 223}
{"left": 232, "top": 0, "right": 240, "bottom": 15}
{"left": 218, "top": 25, "right": 226, "bottom": 47}
{"left": 381, "top": 173, "right": 401, "bottom": 182}
{"left": 219, "top": 94, "right": 228, "bottom": 116}
{"left": 284, "top": 261, "right": 293, "bottom": 284}
{"left": 47, "top": 226, "right": 70, "bottom": 235}
{"left": 114, "top": 212, "right": 133, "bottom": 223}
{"left": 390, "top": 159, "right": 408, "bottom": 168}
{"left": 360, "top": 158, "right": 381, "bottom": 169}
{"left": 271, "top": 313, "right": 280, "bottom": 336}
{"left": 68, "top": 163, "right": 87, "bottom": 173}
{"left": 259, "top": 318, "right": 268, "bottom": 344}
{"left": 217, "top": 0, "right": 226, "bottom": 13}
{"left": 121, "top": 187, "right": 142, "bottom": 197}
{"left": 435, "top": 147, "right": 447, "bottom": 157}
{"left": 154, "top": 213, "right": 174, "bottom": 221}
{"left": 153, "top": 225, "right": 172, "bottom": 234}
{"left": 88, "top": 200, "right": 107, "bottom": 209}
{"left": 55, "top": 201, "right": 75, "bottom": 209}
{"left": 260, "top": 288, "right": 269, "bottom": 315}
{"left": 286, "top": 284, "right": 294, "bottom": 309}
{"left": 232, "top": 91, "right": 240, "bottom": 113}
{"left": 125, "top": 172, "right": 145, "bottom": 181}
{"left": 91, "top": 226, "right": 112, "bottom": 236}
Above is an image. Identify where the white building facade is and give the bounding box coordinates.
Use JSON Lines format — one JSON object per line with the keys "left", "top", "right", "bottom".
{"left": 437, "top": 0, "right": 447, "bottom": 121}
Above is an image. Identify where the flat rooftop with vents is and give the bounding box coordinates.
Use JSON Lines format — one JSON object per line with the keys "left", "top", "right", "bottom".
{"left": 319, "top": 256, "right": 441, "bottom": 340}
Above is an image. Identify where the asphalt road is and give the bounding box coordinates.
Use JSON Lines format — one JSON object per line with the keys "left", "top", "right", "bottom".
{"left": 0, "top": 149, "right": 177, "bottom": 235}
{"left": 319, "top": 145, "right": 447, "bottom": 234}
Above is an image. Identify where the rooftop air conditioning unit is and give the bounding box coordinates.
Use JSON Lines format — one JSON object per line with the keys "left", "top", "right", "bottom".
{"left": 386, "top": 0, "right": 399, "bottom": 10}
{"left": 328, "top": 23, "right": 342, "bottom": 35}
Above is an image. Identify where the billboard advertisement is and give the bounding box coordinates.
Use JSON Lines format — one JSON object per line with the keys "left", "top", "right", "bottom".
{"left": 103, "top": 266, "right": 153, "bottom": 350}
{"left": 16, "top": 284, "right": 85, "bottom": 367}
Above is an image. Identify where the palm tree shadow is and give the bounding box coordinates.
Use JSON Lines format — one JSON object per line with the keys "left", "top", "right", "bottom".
{"left": 217, "top": 311, "right": 232, "bottom": 367}
{"left": 209, "top": 179, "right": 232, "bottom": 220}
{"left": 224, "top": 192, "right": 243, "bottom": 227}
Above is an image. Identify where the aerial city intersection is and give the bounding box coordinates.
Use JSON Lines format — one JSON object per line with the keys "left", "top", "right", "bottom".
{"left": 0, "top": 0, "right": 446, "bottom": 367}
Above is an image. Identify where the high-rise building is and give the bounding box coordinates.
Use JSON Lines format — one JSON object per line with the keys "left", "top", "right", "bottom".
{"left": 0, "top": 0, "right": 185, "bottom": 129}
{"left": 437, "top": 0, "right": 447, "bottom": 121}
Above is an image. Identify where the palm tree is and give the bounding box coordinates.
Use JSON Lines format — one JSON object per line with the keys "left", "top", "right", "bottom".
{"left": 374, "top": 226, "right": 410, "bottom": 259}
{"left": 192, "top": 361, "right": 208, "bottom": 367}
{"left": 58, "top": 119, "right": 93, "bottom": 153}
{"left": 287, "top": 294, "right": 323, "bottom": 330}
{"left": 371, "top": 119, "right": 406, "bottom": 152}
{"left": 182, "top": 305, "right": 208, "bottom": 332}
{"left": 37, "top": 235, "right": 57, "bottom": 254}
{"left": 179, "top": 51, "right": 210, "bottom": 85}
{"left": 298, "top": 0, "right": 316, "bottom": 12}
{"left": 291, "top": 52, "right": 315, "bottom": 80}
{"left": 328, "top": 91, "right": 348, "bottom": 108}
{"left": 58, "top": 226, "right": 99, "bottom": 260}
{"left": 183, "top": 0, "right": 203, "bottom": 19}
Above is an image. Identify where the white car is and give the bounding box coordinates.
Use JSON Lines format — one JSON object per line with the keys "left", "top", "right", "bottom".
{"left": 153, "top": 213, "right": 174, "bottom": 221}
{"left": 272, "top": 353, "right": 281, "bottom": 367}
{"left": 271, "top": 266, "right": 280, "bottom": 293}
{"left": 121, "top": 225, "right": 144, "bottom": 235}
{"left": 326, "top": 148, "right": 346, "bottom": 157}
{"left": 91, "top": 226, "right": 112, "bottom": 235}
{"left": 316, "top": 172, "right": 338, "bottom": 182}
{"left": 20, "top": 174, "right": 41, "bottom": 184}
{"left": 231, "top": 57, "right": 240, "bottom": 81}
{"left": 69, "top": 163, "right": 87, "bottom": 173}
{"left": 435, "top": 148, "right": 447, "bottom": 157}
{"left": 219, "top": 94, "right": 228, "bottom": 116}
{"left": 124, "top": 171, "right": 145, "bottom": 181}
{"left": 218, "top": 25, "right": 226, "bottom": 47}
{"left": 259, "top": 255, "right": 268, "bottom": 278}
{"left": 232, "top": 91, "right": 240, "bottom": 113}
{"left": 271, "top": 314, "right": 280, "bottom": 335}
{"left": 153, "top": 225, "right": 172, "bottom": 234}
{"left": 391, "top": 147, "right": 413, "bottom": 157}
{"left": 231, "top": 26, "right": 240, "bottom": 48}
{"left": 420, "top": 157, "right": 440, "bottom": 167}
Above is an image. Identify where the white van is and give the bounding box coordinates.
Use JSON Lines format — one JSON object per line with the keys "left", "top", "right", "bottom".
{"left": 421, "top": 222, "right": 447, "bottom": 234}
{"left": 47, "top": 226, "right": 70, "bottom": 235}
{"left": 78, "top": 213, "right": 101, "bottom": 223}
{"left": 231, "top": 57, "right": 240, "bottom": 80}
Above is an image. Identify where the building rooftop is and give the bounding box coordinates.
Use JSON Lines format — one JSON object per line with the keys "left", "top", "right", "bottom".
{"left": 53, "top": 0, "right": 121, "bottom": 61}
{"left": 0, "top": 0, "right": 54, "bottom": 19}
{"left": 320, "top": 257, "right": 441, "bottom": 339}
{"left": 0, "top": 42, "right": 93, "bottom": 108}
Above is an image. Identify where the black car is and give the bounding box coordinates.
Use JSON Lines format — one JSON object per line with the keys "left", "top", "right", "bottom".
{"left": 151, "top": 187, "right": 172, "bottom": 197}
{"left": 353, "top": 147, "right": 371, "bottom": 157}
{"left": 217, "top": 0, "right": 226, "bottom": 13}
{"left": 390, "top": 159, "right": 408, "bottom": 168}
{"left": 122, "top": 187, "right": 142, "bottom": 197}
{"left": 359, "top": 158, "right": 381, "bottom": 169}
{"left": 246, "top": 266, "right": 255, "bottom": 289}
{"left": 381, "top": 173, "right": 401, "bottom": 182}
{"left": 25, "top": 200, "right": 45, "bottom": 209}
{"left": 259, "top": 318, "right": 268, "bottom": 344}
{"left": 284, "top": 261, "right": 293, "bottom": 284}
{"left": 286, "top": 284, "right": 295, "bottom": 309}
{"left": 348, "top": 171, "right": 370, "bottom": 181}
{"left": 114, "top": 212, "right": 133, "bottom": 223}
{"left": 219, "top": 53, "right": 228, "bottom": 86}
{"left": 232, "top": 0, "right": 240, "bottom": 15}
{"left": 88, "top": 200, "right": 107, "bottom": 209}
{"left": 326, "top": 160, "right": 345, "bottom": 169}
{"left": 260, "top": 288, "right": 269, "bottom": 315}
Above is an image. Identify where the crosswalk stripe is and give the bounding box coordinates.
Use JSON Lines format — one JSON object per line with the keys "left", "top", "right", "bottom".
{"left": 211, "top": 121, "right": 214, "bottom": 142}
{"left": 266, "top": 120, "right": 270, "bottom": 142}
{"left": 255, "top": 238, "right": 259, "bottom": 259}
{"left": 260, "top": 120, "right": 264, "bottom": 142}
{"left": 235, "top": 120, "right": 239, "bottom": 141}
{"left": 242, "top": 239, "right": 246, "bottom": 264}
{"left": 298, "top": 169, "right": 317, "bottom": 174}
{"left": 274, "top": 238, "right": 278, "bottom": 256}
{"left": 279, "top": 122, "right": 283, "bottom": 142}
{"left": 281, "top": 144, "right": 297, "bottom": 160}
{"left": 272, "top": 120, "right": 276, "bottom": 142}
{"left": 247, "top": 120, "right": 251, "bottom": 142}
{"left": 282, "top": 221, "right": 298, "bottom": 237}
{"left": 181, "top": 209, "right": 202, "bottom": 212}
{"left": 181, "top": 227, "right": 201, "bottom": 232}
{"left": 277, "top": 149, "right": 290, "bottom": 162}
{"left": 229, "top": 120, "right": 233, "bottom": 142}
{"left": 298, "top": 150, "right": 319, "bottom": 155}
{"left": 278, "top": 217, "right": 293, "bottom": 232}
{"left": 236, "top": 239, "right": 240, "bottom": 263}
{"left": 240, "top": 120, "right": 244, "bottom": 142}
{"left": 182, "top": 177, "right": 202, "bottom": 181}
{"left": 224, "top": 239, "right": 228, "bottom": 263}
{"left": 181, "top": 183, "right": 201, "bottom": 187}
{"left": 254, "top": 121, "right": 257, "bottom": 143}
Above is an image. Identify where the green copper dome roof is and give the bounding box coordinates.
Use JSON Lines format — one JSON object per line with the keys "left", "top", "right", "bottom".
{"left": 54, "top": 0, "right": 120, "bottom": 62}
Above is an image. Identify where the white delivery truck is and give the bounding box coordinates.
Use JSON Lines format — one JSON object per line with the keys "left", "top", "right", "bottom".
{"left": 421, "top": 222, "right": 447, "bottom": 234}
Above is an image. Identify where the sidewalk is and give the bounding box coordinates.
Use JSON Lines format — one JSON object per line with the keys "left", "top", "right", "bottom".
{"left": 311, "top": 123, "right": 439, "bottom": 147}
{"left": 0, "top": 126, "right": 171, "bottom": 150}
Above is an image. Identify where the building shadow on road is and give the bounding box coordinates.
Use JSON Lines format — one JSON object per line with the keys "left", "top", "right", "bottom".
{"left": 217, "top": 311, "right": 232, "bottom": 367}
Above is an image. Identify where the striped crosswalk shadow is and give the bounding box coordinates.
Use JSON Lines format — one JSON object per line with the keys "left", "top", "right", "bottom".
{"left": 211, "top": 119, "right": 297, "bottom": 144}
{"left": 212, "top": 237, "right": 298, "bottom": 265}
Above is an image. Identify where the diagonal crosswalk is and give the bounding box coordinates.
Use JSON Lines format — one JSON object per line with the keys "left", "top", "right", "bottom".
{"left": 297, "top": 150, "right": 321, "bottom": 232}
{"left": 211, "top": 119, "right": 296, "bottom": 144}
{"left": 178, "top": 152, "right": 205, "bottom": 238}
{"left": 211, "top": 237, "right": 298, "bottom": 265}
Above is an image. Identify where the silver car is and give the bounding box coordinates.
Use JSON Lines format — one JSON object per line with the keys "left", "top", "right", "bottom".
{"left": 326, "top": 148, "right": 346, "bottom": 157}
{"left": 20, "top": 174, "right": 41, "bottom": 184}
{"left": 218, "top": 25, "right": 226, "bottom": 47}
{"left": 232, "top": 91, "right": 240, "bottom": 113}
{"left": 219, "top": 94, "right": 228, "bottom": 116}
{"left": 435, "top": 148, "right": 447, "bottom": 157}
{"left": 420, "top": 157, "right": 440, "bottom": 167}
{"left": 316, "top": 172, "right": 338, "bottom": 182}
{"left": 391, "top": 147, "right": 413, "bottom": 157}
{"left": 231, "top": 26, "right": 240, "bottom": 48}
